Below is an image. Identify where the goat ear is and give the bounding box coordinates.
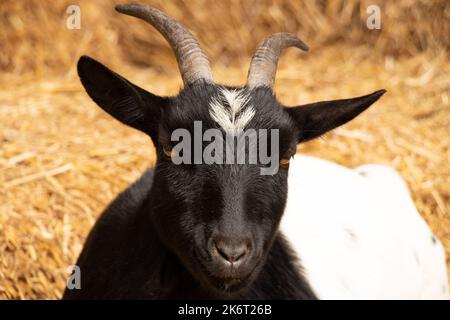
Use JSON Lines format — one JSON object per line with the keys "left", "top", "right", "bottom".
{"left": 285, "top": 90, "right": 386, "bottom": 143}
{"left": 77, "top": 55, "right": 166, "bottom": 139}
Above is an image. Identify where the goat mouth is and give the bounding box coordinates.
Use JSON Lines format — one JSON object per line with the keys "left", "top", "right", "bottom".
{"left": 209, "top": 275, "right": 249, "bottom": 294}
{"left": 193, "top": 250, "right": 256, "bottom": 294}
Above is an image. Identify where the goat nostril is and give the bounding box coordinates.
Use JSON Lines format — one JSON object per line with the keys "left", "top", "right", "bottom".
{"left": 214, "top": 241, "right": 248, "bottom": 263}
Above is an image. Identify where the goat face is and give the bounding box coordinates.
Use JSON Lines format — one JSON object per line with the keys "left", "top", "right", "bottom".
{"left": 149, "top": 83, "right": 298, "bottom": 294}
{"left": 77, "top": 4, "right": 385, "bottom": 296}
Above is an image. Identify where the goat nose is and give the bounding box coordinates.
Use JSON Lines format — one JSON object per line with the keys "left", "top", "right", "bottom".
{"left": 214, "top": 239, "right": 249, "bottom": 264}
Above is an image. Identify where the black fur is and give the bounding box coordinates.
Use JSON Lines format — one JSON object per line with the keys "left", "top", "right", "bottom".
{"left": 63, "top": 169, "right": 315, "bottom": 299}
{"left": 63, "top": 56, "right": 384, "bottom": 299}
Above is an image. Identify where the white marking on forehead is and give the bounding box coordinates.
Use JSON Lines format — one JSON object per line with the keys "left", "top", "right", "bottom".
{"left": 209, "top": 88, "right": 255, "bottom": 135}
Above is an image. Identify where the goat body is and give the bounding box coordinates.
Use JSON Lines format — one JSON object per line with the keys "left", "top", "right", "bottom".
{"left": 282, "top": 155, "right": 449, "bottom": 299}
{"left": 63, "top": 168, "right": 316, "bottom": 299}
{"left": 64, "top": 155, "right": 449, "bottom": 299}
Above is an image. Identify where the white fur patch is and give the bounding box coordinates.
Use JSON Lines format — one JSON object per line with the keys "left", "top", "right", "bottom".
{"left": 209, "top": 88, "right": 255, "bottom": 135}
{"left": 281, "top": 155, "right": 450, "bottom": 299}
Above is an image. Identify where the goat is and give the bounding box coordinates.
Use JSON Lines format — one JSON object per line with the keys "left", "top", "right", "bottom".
{"left": 63, "top": 4, "right": 449, "bottom": 299}
{"left": 281, "top": 156, "right": 449, "bottom": 299}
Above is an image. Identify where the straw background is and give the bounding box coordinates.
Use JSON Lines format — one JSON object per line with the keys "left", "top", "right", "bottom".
{"left": 0, "top": 0, "right": 449, "bottom": 299}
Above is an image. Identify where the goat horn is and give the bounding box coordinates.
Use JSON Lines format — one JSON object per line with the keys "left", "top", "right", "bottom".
{"left": 247, "top": 33, "right": 308, "bottom": 89}
{"left": 115, "top": 4, "right": 213, "bottom": 85}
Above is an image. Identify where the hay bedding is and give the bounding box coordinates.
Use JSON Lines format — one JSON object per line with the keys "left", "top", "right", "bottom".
{"left": 0, "top": 0, "right": 449, "bottom": 299}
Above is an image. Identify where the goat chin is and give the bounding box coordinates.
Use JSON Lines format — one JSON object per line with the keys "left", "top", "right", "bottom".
{"left": 281, "top": 154, "right": 449, "bottom": 300}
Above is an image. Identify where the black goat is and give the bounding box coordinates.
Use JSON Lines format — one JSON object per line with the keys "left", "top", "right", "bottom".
{"left": 63, "top": 4, "right": 384, "bottom": 299}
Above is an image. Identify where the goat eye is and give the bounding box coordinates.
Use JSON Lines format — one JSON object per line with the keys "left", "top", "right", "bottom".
{"left": 280, "top": 148, "right": 294, "bottom": 167}
{"left": 162, "top": 146, "right": 173, "bottom": 160}
{"left": 279, "top": 158, "right": 290, "bottom": 167}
